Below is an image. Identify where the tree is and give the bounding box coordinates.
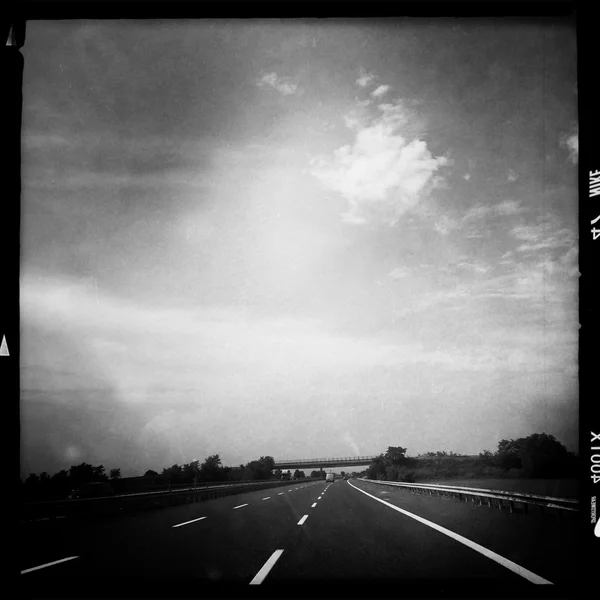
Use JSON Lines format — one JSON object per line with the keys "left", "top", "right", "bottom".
{"left": 69, "top": 463, "right": 102, "bottom": 486}
{"left": 200, "top": 455, "right": 224, "bottom": 482}
{"left": 366, "top": 454, "right": 386, "bottom": 480}
{"left": 478, "top": 450, "right": 495, "bottom": 467}
{"left": 242, "top": 456, "right": 276, "bottom": 481}
{"left": 384, "top": 447, "right": 409, "bottom": 466}
{"left": 144, "top": 470, "right": 158, "bottom": 477}
{"left": 340, "top": 471, "right": 345, "bottom": 477}
{"left": 518, "top": 433, "right": 570, "bottom": 478}
{"left": 162, "top": 464, "right": 183, "bottom": 484}
{"left": 491, "top": 433, "right": 572, "bottom": 477}
{"left": 182, "top": 461, "right": 200, "bottom": 483}
{"left": 293, "top": 469, "right": 305, "bottom": 479}
{"left": 258, "top": 456, "right": 275, "bottom": 479}
{"left": 109, "top": 468, "right": 121, "bottom": 480}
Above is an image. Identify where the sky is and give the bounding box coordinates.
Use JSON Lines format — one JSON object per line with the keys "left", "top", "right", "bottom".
{"left": 20, "top": 19, "right": 578, "bottom": 478}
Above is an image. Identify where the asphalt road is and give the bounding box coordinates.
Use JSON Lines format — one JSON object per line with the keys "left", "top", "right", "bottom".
{"left": 19, "top": 478, "right": 580, "bottom": 596}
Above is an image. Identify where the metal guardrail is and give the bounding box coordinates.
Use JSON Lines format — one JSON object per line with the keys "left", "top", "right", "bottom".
{"left": 358, "top": 478, "right": 579, "bottom": 515}
{"left": 21, "top": 478, "right": 322, "bottom": 522}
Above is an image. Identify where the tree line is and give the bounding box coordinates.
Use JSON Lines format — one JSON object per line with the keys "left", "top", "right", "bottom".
{"left": 363, "top": 433, "right": 578, "bottom": 483}
{"left": 21, "top": 454, "right": 283, "bottom": 501}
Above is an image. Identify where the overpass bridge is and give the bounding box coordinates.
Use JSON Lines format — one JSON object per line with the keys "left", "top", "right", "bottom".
{"left": 273, "top": 455, "right": 378, "bottom": 470}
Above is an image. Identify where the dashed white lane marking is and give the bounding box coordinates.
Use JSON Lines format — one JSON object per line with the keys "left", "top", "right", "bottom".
{"left": 172, "top": 516, "right": 207, "bottom": 528}
{"left": 249, "top": 549, "right": 284, "bottom": 585}
{"left": 311, "top": 502, "right": 317, "bottom": 508}
{"left": 347, "top": 480, "right": 553, "bottom": 585}
{"left": 262, "top": 497, "right": 271, "bottom": 500}
{"left": 21, "top": 556, "right": 78, "bottom": 574}
{"left": 297, "top": 515, "right": 309, "bottom": 525}
{"left": 288, "top": 489, "right": 292, "bottom": 492}
{"left": 318, "top": 496, "right": 322, "bottom": 499}
{"left": 233, "top": 503, "right": 248, "bottom": 510}
{"left": 278, "top": 492, "right": 284, "bottom": 495}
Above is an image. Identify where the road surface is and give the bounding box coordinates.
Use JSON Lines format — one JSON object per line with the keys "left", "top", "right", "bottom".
{"left": 20, "top": 478, "right": 579, "bottom": 596}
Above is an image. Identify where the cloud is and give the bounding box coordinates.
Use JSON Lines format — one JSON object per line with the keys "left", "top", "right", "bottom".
{"left": 310, "top": 98, "right": 450, "bottom": 226}
{"left": 433, "top": 215, "right": 460, "bottom": 236}
{"left": 356, "top": 68, "right": 375, "bottom": 87}
{"left": 256, "top": 71, "right": 299, "bottom": 96}
{"left": 456, "top": 261, "right": 490, "bottom": 274}
{"left": 563, "top": 132, "right": 578, "bottom": 164}
{"left": 511, "top": 215, "right": 575, "bottom": 253}
{"left": 431, "top": 200, "right": 523, "bottom": 239}
{"left": 388, "top": 267, "right": 411, "bottom": 280}
{"left": 371, "top": 85, "right": 391, "bottom": 98}
{"left": 495, "top": 200, "right": 522, "bottom": 216}
{"left": 463, "top": 173, "right": 471, "bottom": 181}
{"left": 507, "top": 168, "right": 518, "bottom": 182}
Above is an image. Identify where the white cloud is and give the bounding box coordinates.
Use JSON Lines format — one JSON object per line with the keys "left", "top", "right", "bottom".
{"left": 388, "top": 267, "right": 411, "bottom": 280}
{"left": 356, "top": 68, "right": 375, "bottom": 87}
{"left": 343, "top": 114, "right": 362, "bottom": 130}
{"left": 562, "top": 132, "right": 578, "bottom": 164}
{"left": 461, "top": 199, "right": 524, "bottom": 224}
{"left": 256, "top": 72, "right": 299, "bottom": 96}
{"left": 430, "top": 200, "right": 524, "bottom": 240}
{"left": 371, "top": 85, "right": 391, "bottom": 98}
{"left": 507, "top": 168, "right": 518, "bottom": 182}
{"left": 496, "top": 199, "right": 522, "bottom": 216}
{"left": 511, "top": 216, "right": 575, "bottom": 253}
{"left": 310, "top": 98, "right": 449, "bottom": 226}
{"left": 456, "top": 261, "right": 490, "bottom": 274}
{"left": 434, "top": 215, "right": 460, "bottom": 236}
{"left": 463, "top": 173, "right": 471, "bottom": 181}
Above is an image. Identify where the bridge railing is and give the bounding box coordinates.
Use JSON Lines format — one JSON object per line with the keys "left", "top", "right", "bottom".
{"left": 274, "top": 455, "right": 378, "bottom": 466}
{"left": 357, "top": 478, "right": 579, "bottom": 516}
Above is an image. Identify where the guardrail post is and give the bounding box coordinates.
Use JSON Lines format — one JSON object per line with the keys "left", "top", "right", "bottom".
{"left": 509, "top": 501, "right": 515, "bottom": 514}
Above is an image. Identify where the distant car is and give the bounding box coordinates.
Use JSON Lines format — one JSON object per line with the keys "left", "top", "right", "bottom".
{"left": 325, "top": 473, "right": 335, "bottom": 483}
{"left": 69, "top": 482, "right": 115, "bottom": 499}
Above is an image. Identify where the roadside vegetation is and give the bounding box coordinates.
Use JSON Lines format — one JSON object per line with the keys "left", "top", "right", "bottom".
{"left": 21, "top": 454, "right": 281, "bottom": 501}
{"left": 22, "top": 432, "right": 576, "bottom": 502}
{"left": 359, "top": 433, "right": 578, "bottom": 486}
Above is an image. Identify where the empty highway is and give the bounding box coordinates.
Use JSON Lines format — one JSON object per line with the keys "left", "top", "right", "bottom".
{"left": 20, "top": 478, "right": 579, "bottom": 595}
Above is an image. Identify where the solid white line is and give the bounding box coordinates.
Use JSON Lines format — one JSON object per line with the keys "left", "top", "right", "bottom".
{"left": 172, "top": 516, "right": 207, "bottom": 528}
{"left": 249, "top": 549, "right": 284, "bottom": 585}
{"left": 233, "top": 503, "right": 248, "bottom": 510}
{"left": 297, "top": 514, "right": 309, "bottom": 525}
{"left": 262, "top": 497, "right": 271, "bottom": 500}
{"left": 311, "top": 502, "right": 317, "bottom": 508}
{"left": 21, "top": 556, "right": 78, "bottom": 574}
{"left": 347, "top": 480, "right": 553, "bottom": 585}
